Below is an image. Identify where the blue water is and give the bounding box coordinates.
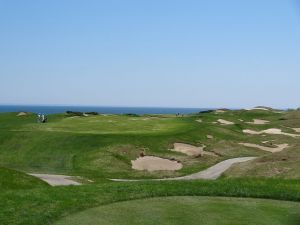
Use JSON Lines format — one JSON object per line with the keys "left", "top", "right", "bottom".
{"left": 0, "top": 105, "right": 212, "bottom": 115}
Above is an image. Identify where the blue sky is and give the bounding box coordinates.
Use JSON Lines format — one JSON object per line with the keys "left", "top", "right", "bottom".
{"left": 0, "top": 0, "right": 300, "bottom": 108}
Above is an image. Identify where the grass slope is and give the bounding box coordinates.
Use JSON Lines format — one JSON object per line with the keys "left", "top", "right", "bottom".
{"left": 0, "top": 167, "right": 48, "bottom": 190}
{"left": 0, "top": 109, "right": 300, "bottom": 225}
{"left": 1, "top": 110, "right": 299, "bottom": 180}
{"left": 1, "top": 179, "right": 300, "bottom": 225}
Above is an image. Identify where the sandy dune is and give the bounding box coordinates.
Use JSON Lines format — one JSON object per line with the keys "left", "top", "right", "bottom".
{"left": 29, "top": 174, "right": 81, "bottom": 186}
{"left": 171, "top": 143, "right": 217, "bottom": 157}
{"left": 246, "top": 119, "right": 269, "bottom": 125}
{"left": 112, "top": 157, "right": 256, "bottom": 181}
{"left": 239, "top": 143, "right": 289, "bottom": 153}
{"left": 243, "top": 128, "right": 300, "bottom": 137}
{"left": 217, "top": 119, "right": 234, "bottom": 125}
{"left": 131, "top": 156, "right": 182, "bottom": 171}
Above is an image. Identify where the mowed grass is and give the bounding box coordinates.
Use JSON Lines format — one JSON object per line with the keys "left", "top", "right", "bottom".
{"left": 0, "top": 167, "right": 48, "bottom": 190}
{"left": 0, "top": 110, "right": 300, "bottom": 224}
{"left": 54, "top": 196, "right": 300, "bottom": 225}
{"left": 1, "top": 178, "right": 300, "bottom": 225}
{"left": 0, "top": 110, "right": 300, "bottom": 180}
{"left": 15, "top": 114, "right": 193, "bottom": 134}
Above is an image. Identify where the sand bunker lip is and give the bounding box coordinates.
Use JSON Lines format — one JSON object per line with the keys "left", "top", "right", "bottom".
{"left": 217, "top": 119, "right": 234, "bottom": 125}
{"left": 243, "top": 128, "right": 300, "bottom": 137}
{"left": 292, "top": 128, "right": 300, "bottom": 133}
{"left": 17, "top": 112, "right": 27, "bottom": 116}
{"left": 131, "top": 156, "right": 182, "bottom": 171}
{"left": 171, "top": 143, "right": 217, "bottom": 157}
{"left": 29, "top": 174, "right": 81, "bottom": 186}
{"left": 112, "top": 157, "right": 256, "bottom": 181}
{"left": 246, "top": 119, "right": 269, "bottom": 125}
{"left": 239, "top": 143, "right": 289, "bottom": 153}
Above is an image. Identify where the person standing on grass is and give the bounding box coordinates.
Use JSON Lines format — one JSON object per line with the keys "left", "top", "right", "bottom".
{"left": 42, "top": 114, "right": 45, "bottom": 123}
{"left": 37, "top": 113, "right": 41, "bottom": 123}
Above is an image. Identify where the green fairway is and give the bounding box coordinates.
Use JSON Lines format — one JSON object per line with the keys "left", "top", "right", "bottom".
{"left": 1, "top": 109, "right": 300, "bottom": 225}
{"left": 2, "top": 110, "right": 300, "bottom": 180}
{"left": 54, "top": 196, "right": 300, "bottom": 225}
{"left": 17, "top": 114, "right": 193, "bottom": 135}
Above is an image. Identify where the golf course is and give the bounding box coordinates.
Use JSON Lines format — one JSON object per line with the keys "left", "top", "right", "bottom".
{"left": 0, "top": 108, "right": 300, "bottom": 224}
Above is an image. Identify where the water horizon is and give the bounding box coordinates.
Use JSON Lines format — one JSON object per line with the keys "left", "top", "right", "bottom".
{"left": 0, "top": 104, "right": 216, "bottom": 115}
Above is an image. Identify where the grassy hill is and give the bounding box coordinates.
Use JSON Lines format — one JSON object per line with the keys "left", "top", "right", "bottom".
{"left": 0, "top": 109, "right": 300, "bottom": 224}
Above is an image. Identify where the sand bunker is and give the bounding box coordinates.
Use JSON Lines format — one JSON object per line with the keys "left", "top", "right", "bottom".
{"left": 30, "top": 174, "right": 81, "bottom": 186}
{"left": 17, "top": 112, "right": 27, "bottom": 116}
{"left": 171, "top": 143, "right": 217, "bottom": 157}
{"left": 239, "top": 143, "right": 289, "bottom": 153}
{"left": 243, "top": 128, "right": 300, "bottom": 137}
{"left": 246, "top": 119, "right": 269, "bottom": 125}
{"left": 196, "top": 119, "right": 202, "bottom": 123}
{"left": 131, "top": 156, "right": 182, "bottom": 171}
{"left": 217, "top": 119, "right": 234, "bottom": 125}
{"left": 292, "top": 128, "right": 300, "bottom": 133}
{"left": 112, "top": 157, "right": 256, "bottom": 181}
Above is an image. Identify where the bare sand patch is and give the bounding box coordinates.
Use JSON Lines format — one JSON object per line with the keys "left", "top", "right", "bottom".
{"left": 246, "top": 119, "right": 269, "bottom": 125}
{"left": 292, "top": 128, "right": 300, "bottom": 133}
{"left": 261, "top": 140, "right": 275, "bottom": 144}
{"left": 112, "top": 157, "right": 256, "bottom": 181}
{"left": 215, "top": 110, "right": 225, "bottom": 114}
{"left": 17, "top": 112, "right": 27, "bottom": 116}
{"left": 217, "top": 119, "right": 234, "bottom": 125}
{"left": 243, "top": 128, "right": 300, "bottom": 137}
{"left": 29, "top": 174, "right": 81, "bottom": 186}
{"left": 206, "top": 135, "right": 214, "bottom": 139}
{"left": 131, "top": 156, "right": 182, "bottom": 171}
{"left": 171, "top": 143, "right": 217, "bottom": 157}
{"left": 239, "top": 143, "right": 289, "bottom": 153}
{"left": 196, "top": 119, "right": 202, "bottom": 123}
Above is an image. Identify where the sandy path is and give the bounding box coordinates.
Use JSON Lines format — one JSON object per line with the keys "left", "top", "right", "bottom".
{"left": 131, "top": 156, "right": 182, "bottom": 171}
{"left": 246, "top": 119, "right": 269, "bottom": 125}
{"left": 29, "top": 174, "right": 81, "bottom": 186}
{"left": 239, "top": 143, "right": 289, "bottom": 153}
{"left": 243, "top": 128, "right": 300, "bottom": 137}
{"left": 217, "top": 119, "right": 234, "bottom": 125}
{"left": 171, "top": 143, "right": 217, "bottom": 157}
{"left": 111, "top": 157, "right": 256, "bottom": 182}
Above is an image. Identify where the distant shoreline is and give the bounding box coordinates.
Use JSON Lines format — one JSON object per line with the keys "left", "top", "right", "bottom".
{"left": 0, "top": 105, "right": 215, "bottom": 115}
